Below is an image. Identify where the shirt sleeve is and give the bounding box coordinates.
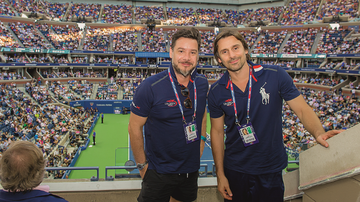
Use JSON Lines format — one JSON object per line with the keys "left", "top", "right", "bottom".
{"left": 130, "top": 80, "right": 154, "bottom": 118}
{"left": 208, "top": 84, "right": 224, "bottom": 119}
{"left": 277, "top": 66, "right": 300, "bottom": 101}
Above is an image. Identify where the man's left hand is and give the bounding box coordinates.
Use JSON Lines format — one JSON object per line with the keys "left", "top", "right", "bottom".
{"left": 316, "top": 130, "right": 344, "bottom": 148}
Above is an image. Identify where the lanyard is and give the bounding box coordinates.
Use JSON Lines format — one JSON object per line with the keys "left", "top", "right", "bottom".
{"left": 168, "top": 68, "right": 197, "bottom": 124}
{"left": 229, "top": 66, "right": 253, "bottom": 125}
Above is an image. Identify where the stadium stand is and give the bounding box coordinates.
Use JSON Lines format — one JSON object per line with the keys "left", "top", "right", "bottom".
{"left": 101, "top": 4, "right": 132, "bottom": 24}
{"left": 280, "top": 0, "right": 320, "bottom": 25}
{"left": 166, "top": 7, "right": 197, "bottom": 26}
{"left": 0, "top": 0, "right": 360, "bottom": 200}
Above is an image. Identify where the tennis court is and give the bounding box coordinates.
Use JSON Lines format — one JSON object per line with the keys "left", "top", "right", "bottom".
{"left": 69, "top": 113, "right": 297, "bottom": 179}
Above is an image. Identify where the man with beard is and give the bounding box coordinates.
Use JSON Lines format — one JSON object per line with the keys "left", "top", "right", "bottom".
{"left": 129, "top": 28, "right": 208, "bottom": 202}
{"left": 208, "top": 30, "right": 342, "bottom": 202}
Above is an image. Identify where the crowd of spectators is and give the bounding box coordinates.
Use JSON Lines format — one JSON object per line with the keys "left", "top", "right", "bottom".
{"left": 96, "top": 82, "right": 118, "bottom": 100}
{"left": 117, "top": 70, "right": 142, "bottom": 79}
{"left": 53, "top": 56, "right": 70, "bottom": 63}
{"left": 198, "top": 58, "right": 210, "bottom": 66}
{"left": 0, "top": 82, "right": 96, "bottom": 180}
{"left": 329, "top": 37, "right": 360, "bottom": 54}
{"left": 49, "top": 81, "right": 80, "bottom": 104}
{"left": 281, "top": 29, "right": 319, "bottom": 54}
{"left": 42, "top": 2, "right": 69, "bottom": 20}
{"left": 41, "top": 70, "right": 57, "bottom": 78}
{"left": 166, "top": 7, "right": 197, "bottom": 26}
{"left": 9, "top": 22, "right": 52, "bottom": 49}
{"left": 205, "top": 72, "right": 224, "bottom": 80}
{"left": 92, "top": 56, "right": 130, "bottom": 64}
{"left": 3, "top": 54, "right": 28, "bottom": 63}
{"left": 316, "top": 27, "right": 352, "bottom": 54}
{"left": 68, "top": 80, "right": 93, "bottom": 99}
{"left": 241, "top": 31, "right": 261, "bottom": 50}
{"left": 112, "top": 29, "right": 139, "bottom": 51}
{"left": 283, "top": 88, "right": 359, "bottom": 154}
{"left": 196, "top": 8, "right": 223, "bottom": 24}
{"left": 71, "top": 57, "right": 87, "bottom": 63}
{"left": 142, "top": 29, "right": 167, "bottom": 52}
{"left": 67, "top": 3, "right": 101, "bottom": 21}
{"left": 317, "top": 0, "right": 359, "bottom": 20}
{"left": 25, "top": 81, "right": 56, "bottom": 105}
{"left": 259, "top": 60, "right": 276, "bottom": 65}
{"left": 253, "top": 30, "right": 288, "bottom": 54}
{"left": 199, "top": 30, "right": 216, "bottom": 53}
{"left": 0, "top": 71, "right": 25, "bottom": 80}
{"left": 10, "top": 0, "right": 39, "bottom": 16}
{"left": 28, "top": 55, "right": 51, "bottom": 63}
{"left": 0, "top": 23, "right": 21, "bottom": 48}
{"left": 278, "top": 60, "right": 296, "bottom": 68}
{"left": 0, "top": 1, "right": 16, "bottom": 16}
{"left": 101, "top": 4, "right": 132, "bottom": 24}
{"left": 280, "top": 0, "right": 320, "bottom": 25}
{"left": 83, "top": 28, "right": 110, "bottom": 51}
{"left": 223, "top": 9, "right": 253, "bottom": 26}
{"left": 338, "top": 61, "right": 360, "bottom": 70}
{"left": 121, "top": 79, "right": 141, "bottom": 100}
{"left": 245, "top": 7, "right": 284, "bottom": 24}
{"left": 37, "top": 24, "right": 83, "bottom": 50}
{"left": 135, "top": 6, "right": 164, "bottom": 21}
{"left": 310, "top": 78, "right": 339, "bottom": 86}
{"left": 71, "top": 71, "right": 106, "bottom": 78}
{"left": 321, "top": 61, "right": 343, "bottom": 69}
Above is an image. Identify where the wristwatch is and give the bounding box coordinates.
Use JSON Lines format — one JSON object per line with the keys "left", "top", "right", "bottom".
{"left": 136, "top": 161, "right": 148, "bottom": 171}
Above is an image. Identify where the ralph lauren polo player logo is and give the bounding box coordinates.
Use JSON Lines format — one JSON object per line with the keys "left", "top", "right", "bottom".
{"left": 223, "top": 98, "right": 234, "bottom": 107}
{"left": 260, "top": 82, "right": 270, "bottom": 105}
{"left": 165, "top": 99, "right": 177, "bottom": 107}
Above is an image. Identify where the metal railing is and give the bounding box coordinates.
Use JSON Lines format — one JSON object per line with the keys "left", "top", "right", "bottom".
{"left": 45, "top": 167, "right": 99, "bottom": 181}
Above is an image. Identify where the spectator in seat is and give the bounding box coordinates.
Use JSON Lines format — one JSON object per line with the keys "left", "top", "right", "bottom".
{"left": 0, "top": 141, "right": 68, "bottom": 202}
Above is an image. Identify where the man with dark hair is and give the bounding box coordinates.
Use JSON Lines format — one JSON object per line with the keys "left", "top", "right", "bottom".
{"left": 209, "top": 30, "right": 342, "bottom": 202}
{"left": 129, "top": 28, "right": 208, "bottom": 202}
{"left": 0, "top": 141, "right": 67, "bottom": 201}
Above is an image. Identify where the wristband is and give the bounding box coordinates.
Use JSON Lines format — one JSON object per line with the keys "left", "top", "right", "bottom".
{"left": 201, "top": 136, "right": 206, "bottom": 141}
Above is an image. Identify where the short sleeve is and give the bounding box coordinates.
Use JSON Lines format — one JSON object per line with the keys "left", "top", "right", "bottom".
{"left": 130, "top": 80, "right": 154, "bottom": 117}
{"left": 208, "top": 84, "right": 224, "bottom": 119}
{"left": 278, "top": 67, "right": 300, "bottom": 101}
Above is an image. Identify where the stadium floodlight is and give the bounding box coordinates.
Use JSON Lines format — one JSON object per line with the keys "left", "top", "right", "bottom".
{"left": 77, "top": 23, "right": 86, "bottom": 30}
{"left": 329, "top": 23, "right": 340, "bottom": 30}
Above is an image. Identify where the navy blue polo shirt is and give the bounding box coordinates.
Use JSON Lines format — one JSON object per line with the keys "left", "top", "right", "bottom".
{"left": 130, "top": 64, "right": 208, "bottom": 174}
{"left": 208, "top": 61, "right": 300, "bottom": 175}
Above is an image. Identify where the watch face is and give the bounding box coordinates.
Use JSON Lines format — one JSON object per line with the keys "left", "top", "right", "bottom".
{"left": 137, "top": 164, "right": 143, "bottom": 170}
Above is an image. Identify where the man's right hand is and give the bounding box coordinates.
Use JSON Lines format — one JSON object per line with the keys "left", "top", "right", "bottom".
{"left": 217, "top": 175, "right": 233, "bottom": 200}
{"left": 139, "top": 164, "right": 148, "bottom": 179}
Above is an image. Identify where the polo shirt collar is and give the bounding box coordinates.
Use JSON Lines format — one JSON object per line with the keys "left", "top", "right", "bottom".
{"left": 219, "top": 61, "right": 264, "bottom": 89}
{"left": 169, "top": 63, "right": 197, "bottom": 85}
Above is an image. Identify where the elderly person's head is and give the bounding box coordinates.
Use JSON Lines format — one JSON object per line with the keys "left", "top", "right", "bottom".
{"left": 0, "top": 141, "right": 45, "bottom": 192}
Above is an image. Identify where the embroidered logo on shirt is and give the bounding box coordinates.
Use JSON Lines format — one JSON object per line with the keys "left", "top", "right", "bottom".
{"left": 223, "top": 98, "right": 234, "bottom": 107}
{"left": 260, "top": 82, "right": 270, "bottom": 105}
{"left": 132, "top": 102, "right": 140, "bottom": 110}
{"left": 165, "top": 99, "right": 177, "bottom": 107}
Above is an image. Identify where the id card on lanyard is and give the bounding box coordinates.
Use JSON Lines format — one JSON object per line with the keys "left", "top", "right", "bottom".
{"left": 168, "top": 68, "right": 199, "bottom": 144}
{"left": 229, "top": 66, "right": 259, "bottom": 147}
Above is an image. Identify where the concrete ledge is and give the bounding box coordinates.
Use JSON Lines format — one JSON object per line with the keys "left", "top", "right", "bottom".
{"left": 299, "top": 124, "right": 360, "bottom": 190}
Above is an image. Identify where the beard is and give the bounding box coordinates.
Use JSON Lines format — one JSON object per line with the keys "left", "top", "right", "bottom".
{"left": 225, "top": 57, "right": 247, "bottom": 72}
{"left": 173, "top": 62, "right": 196, "bottom": 77}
